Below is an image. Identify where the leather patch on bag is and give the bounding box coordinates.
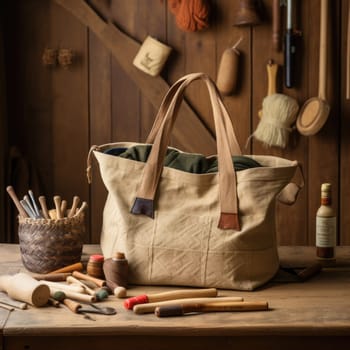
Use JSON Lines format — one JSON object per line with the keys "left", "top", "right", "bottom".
{"left": 218, "top": 213, "right": 240, "bottom": 231}
{"left": 131, "top": 198, "right": 154, "bottom": 219}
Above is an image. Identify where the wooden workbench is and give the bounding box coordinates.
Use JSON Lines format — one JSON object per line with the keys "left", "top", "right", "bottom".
{"left": 0, "top": 244, "right": 349, "bottom": 349}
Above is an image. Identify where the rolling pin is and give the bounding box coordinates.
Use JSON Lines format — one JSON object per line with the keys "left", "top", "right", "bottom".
{"left": 0, "top": 273, "right": 50, "bottom": 307}
{"left": 124, "top": 288, "right": 217, "bottom": 310}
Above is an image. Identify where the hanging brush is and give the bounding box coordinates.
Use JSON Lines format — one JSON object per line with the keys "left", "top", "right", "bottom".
{"left": 252, "top": 60, "right": 299, "bottom": 148}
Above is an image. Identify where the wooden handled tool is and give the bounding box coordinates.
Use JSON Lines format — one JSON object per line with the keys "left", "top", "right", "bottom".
{"left": 68, "top": 196, "right": 80, "bottom": 218}
{"left": 6, "top": 186, "right": 28, "bottom": 218}
{"left": 296, "top": 0, "right": 330, "bottom": 135}
{"left": 32, "top": 272, "right": 72, "bottom": 282}
{"left": 0, "top": 273, "right": 50, "bottom": 307}
{"left": 124, "top": 288, "right": 217, "bottom": 310}
{"left": 62, "top": 298, "right": 82, "bottom": 313}
{"left": 49, "top": 262, "right": 84, "bottom": 274}
{"left": 72, "top": 271, "right": 106, "bottom": 288}
{"left": 272, "top": 0, "right": 281, "bottom": 51}
{"left": 60, "top": 200, "right": 68, "bottom": 217}
{"left": 74, "top": 201, "right": 88, "bottom": 217}
{"left": 38, "top": 196, "right": 50, "bottom": 219}
{"left": 43, "top": 281, "right": 86, "bottom": 294}
{"left": 52, "top": 291, "right": 82, "bottom": 313}
{"left": 50, "top": 288, "right": 96, "bottom": 303}
{"left": 66, "top": 276, "right": 96, "bottom": 296}
{"left": 133, "top": 296, "right": 244, "bottom": 314}
{"left": 53, "top": 195, "right": 63, "bottom": 219}
{"left": 258, "top": 60, "right": 278, "bottom": 118}
{"left": 155, "top": 301, "right": 269, "bottom": 317}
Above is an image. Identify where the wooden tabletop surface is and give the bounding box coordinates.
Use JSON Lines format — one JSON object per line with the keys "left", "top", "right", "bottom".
{"left": 0, "top": 244, "right": 350, "bottom": 338}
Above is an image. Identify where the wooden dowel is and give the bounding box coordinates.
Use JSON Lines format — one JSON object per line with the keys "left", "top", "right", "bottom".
{"left": 72, "top": 271, "right": 106, "bottom": 288}
{"left": 44, "top": 281, "right": 86, "bottom": 294}
{"left": 38, "top": 196, "right": 50, "bottom": 219}
{"left": 6, "top": 186, "right": 29, "bottom": 218}
{"left": 74, "top": 201, "right": 87, "bottom": 217}
{"left": 124, "top": 288, "right": 218, "bottom": 310}
{"left": 60, "top": 200, "right": 67, "bottom": 217}
{"left": 155, "top": 301, "right": 269, "bottom": 317}
{"left": 66, "top": 276, "right": 96, "bottom": 296}
{"left": 63, "top": 298, "right": 82, "bottom": 313}
{"left": 133, "top": 296, "right": 244, "bottom": 314}
{"left": 53, "top": 195, "right": 62, "bottom": 219}
{"left": 50, "top": 288, "right": 96, "bottom": 303}
{"left": 68, "top": 196, "right": 80, "bottom": 218}
{"left": 32, "top": 272, "right": 72, "bottom": 282}
{"left": 0, "top": 302, "right": 14, "bottom": 311}
{"left": 49, "top": 262, "right": 84, "bottom": 274}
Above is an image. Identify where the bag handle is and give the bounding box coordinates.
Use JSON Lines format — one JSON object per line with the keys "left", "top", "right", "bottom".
{"left": 146, "top": 75, "right": 242, "bottom": 156}
{"left": 131, "top": 73, "right": 241, "bottom": 230}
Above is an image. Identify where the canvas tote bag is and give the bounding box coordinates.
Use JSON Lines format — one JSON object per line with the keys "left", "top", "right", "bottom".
{"left": 88, "top": 72, "right": 300, "bottom": 290}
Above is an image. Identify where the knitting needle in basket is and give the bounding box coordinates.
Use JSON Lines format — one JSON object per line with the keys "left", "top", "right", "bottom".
{"left": 28, "top": 190, "right": 43, "bottom": 218}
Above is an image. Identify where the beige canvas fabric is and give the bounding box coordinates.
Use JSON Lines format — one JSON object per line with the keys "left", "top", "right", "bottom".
{"left": 89, "top": 73, "right": 299, "bottom": 290}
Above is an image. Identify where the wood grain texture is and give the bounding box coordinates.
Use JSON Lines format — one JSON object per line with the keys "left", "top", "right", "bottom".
{"left": 1, "top": 244, "right": 350, "bottom": 350}
{"left": 50, "top": 1, "right": 90, "bottom": 241}
{"left": 1, "top": 0, "right": 349, "bottom": 246}
{"left": 340, "top": 0, "right": 350, "bottom": 245}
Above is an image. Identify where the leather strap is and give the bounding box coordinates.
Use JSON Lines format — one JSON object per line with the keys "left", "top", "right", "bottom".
{"left": 132, "top": 73, "right": 241, "bottom": 230}
{"left": 146, "top": 75, "right": 242, "bottom": 156}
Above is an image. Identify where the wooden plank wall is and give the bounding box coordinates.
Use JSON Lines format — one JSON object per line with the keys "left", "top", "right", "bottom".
{"left": 1, "top": 0, "right": 349, "bottom": 246}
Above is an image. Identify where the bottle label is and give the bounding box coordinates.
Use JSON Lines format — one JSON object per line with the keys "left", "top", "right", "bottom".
{"left": 316, "top": 216, "right": 336, "bottom": 247}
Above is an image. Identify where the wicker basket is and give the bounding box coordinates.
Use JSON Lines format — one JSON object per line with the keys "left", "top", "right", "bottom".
{"left": 18, "top": 215, "right": 85, "bottom": 274}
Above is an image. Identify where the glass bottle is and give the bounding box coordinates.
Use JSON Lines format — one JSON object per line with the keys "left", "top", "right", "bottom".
{"left": 316, "top": 183, "right": 336, "bottom": 259}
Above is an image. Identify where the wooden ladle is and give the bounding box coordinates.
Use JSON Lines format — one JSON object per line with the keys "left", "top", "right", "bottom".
{"left": 297, "top": 0, "right": 330, "bottom": 136}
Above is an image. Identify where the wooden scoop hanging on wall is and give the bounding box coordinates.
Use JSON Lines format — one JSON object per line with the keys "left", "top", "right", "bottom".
{"left": 252, "top": 60, "right": 299, "bottom": 148}
{"left": 296, "top": 0, "right": 330, "bottom": 136}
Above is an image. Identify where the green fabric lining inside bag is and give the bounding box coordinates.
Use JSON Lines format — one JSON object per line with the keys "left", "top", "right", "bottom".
{"left": 104, "top": 145, "right": 262, "bottom": 174}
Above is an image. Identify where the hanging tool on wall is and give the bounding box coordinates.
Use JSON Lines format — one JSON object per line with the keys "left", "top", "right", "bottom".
{"left": 216, "top": 37, "right": 243, "bottom": 96}
{"left": 296, "top": 0, "right": 330, "bottom": 135}
{"left": 232, "top": 0, "right": 262, "bottom": 26}
{"left": 284, "top": 0, "right": 299, "bottom": 88}
{"left": 272, "top": 0, "right": 281, "bottom": 51}
{"left": 252, "top": 60, "right": 299, "bottom": 148}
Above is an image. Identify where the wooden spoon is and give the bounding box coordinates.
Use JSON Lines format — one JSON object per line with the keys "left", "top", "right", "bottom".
{"left": 297, "top": 0, "right": 330, "bottom": 136}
